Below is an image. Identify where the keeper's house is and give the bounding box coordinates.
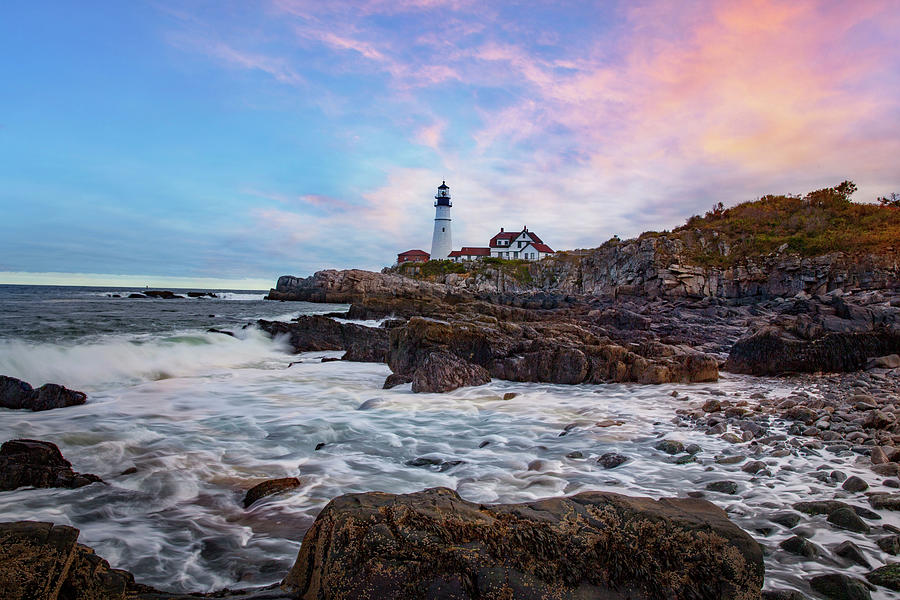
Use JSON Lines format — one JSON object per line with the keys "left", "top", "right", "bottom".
{"left": 487, "top": 227, "right": 554, "bottom": 261}
{"left": 397, "top": 249, "right": 430, "bottom": 265}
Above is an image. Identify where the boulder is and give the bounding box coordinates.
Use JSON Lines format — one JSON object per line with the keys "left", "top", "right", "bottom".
{"left": 0, "top": 521, "right": 139, "bottom": 600}
{"left": 243, "top": 477, "right": 301, "bottom": 508}
{"left": 809, "top": 573, "right": 872, "bottom": 600}
{"left": 281, "top": 487, "right": 764, "bottom": 600}
{"left": 866, "top": 564, "right": 900, "bottom": 591}
{"left": 0, "top": 440, "right": 102, "bottom": 491}
{"left": 0, "top": 376, "right": 86, "bottom": 412}
{"left": 410, "top": 352, "right": 491, "bottom": 393}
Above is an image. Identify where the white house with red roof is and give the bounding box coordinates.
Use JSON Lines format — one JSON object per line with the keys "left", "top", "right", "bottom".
{"left": 397, "top": 249, "right": 430, "bottom": 265}
{"left": 446, "top": 226, "right": 554, "bottom": 262}
{"left": 488, "top": 226, "right": 555, "bottom": 260}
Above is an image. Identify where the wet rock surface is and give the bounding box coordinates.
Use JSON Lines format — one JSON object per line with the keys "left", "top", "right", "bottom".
{"left": 258, "top": 316, "right": 389, "bottom": 363}
{"left": 282, "top": 486, "right": 764, "bottom": 600}
{"left": 243, "top": 477, "right": 302, "bottom": 508}
{"left": 0, "top": 440, "right": 102, "bottom": 491}
{"left": 0, "top": 376, "right": 87, "bottom": 411}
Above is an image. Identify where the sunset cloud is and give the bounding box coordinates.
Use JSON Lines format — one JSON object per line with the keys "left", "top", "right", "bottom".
{"left": 2, "top": 0, "right": 898, "bottom": 282}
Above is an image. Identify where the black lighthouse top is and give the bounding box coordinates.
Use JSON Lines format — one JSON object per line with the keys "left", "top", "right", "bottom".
{"left": 434, "top": 181, "right": 451, "bottom": 206}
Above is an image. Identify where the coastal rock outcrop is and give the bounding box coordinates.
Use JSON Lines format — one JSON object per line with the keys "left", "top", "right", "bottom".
{"left": 0, "top": 376, "right": 87, "bottom": 411}
{"left": 724, "top": 293, "right": 900, "bottom": 375}
{"left": 257, "top": 316, "right": 389, "bottom": 363}
{"left": 387, "top": 315, "right": 718, "bottom": 392}
{"left": 0, "top": 521, "right": 142, "bottom": 600}
{"left": 281, "top": 486, "right": 764, "bottom": 600}
{"left": 0, "top": 440, "right": 102, "bottom": 491}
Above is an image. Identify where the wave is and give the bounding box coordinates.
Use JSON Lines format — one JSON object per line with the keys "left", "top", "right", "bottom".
{"left": 0, "top": 328, "right": 290, "bottom": 390}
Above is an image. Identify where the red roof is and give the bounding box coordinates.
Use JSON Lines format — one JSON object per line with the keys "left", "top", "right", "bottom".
{"left": 398, "top": 249, "right": 429, "bottom": 257}
{"left": 490, "top": 228, "right": 544, "bottom": 247}
{"left": 531, "top": 243, "right": 554, "bottom": 253}
{"left": 447, "top": 250, "right": 462, "bottom": 257}
{"left": 459, "top": 247, "right": 490, "bottom": 256}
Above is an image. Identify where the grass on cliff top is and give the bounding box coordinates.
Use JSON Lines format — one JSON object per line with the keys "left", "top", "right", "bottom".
{"left": 396, "top": 258, "right": 534, "bottom": 284}
{"left": 668, "top": 181, "right": 900, "bottom": 265}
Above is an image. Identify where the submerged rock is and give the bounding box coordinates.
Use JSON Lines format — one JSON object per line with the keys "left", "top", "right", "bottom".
{"left": 243, "top": 477, "right": 302, "bottom": 508}
{"left": 0, "top": 376, "right": 87, "bottom": 411}
{"left": 281, "top": 487, "right": 764, "bottom": 600}
{"left": 809, "top": 573, "right": 872, "bottom": 600}
{"left": 866, "top": 564, "right": 900, "bottom": 591}
{"left": 0, "top": 439, "right": 102, "bottom": 491}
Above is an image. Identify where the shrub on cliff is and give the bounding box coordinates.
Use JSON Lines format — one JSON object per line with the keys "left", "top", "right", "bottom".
{"left": 673, "top": 181, "right": 900, "bottom": 265}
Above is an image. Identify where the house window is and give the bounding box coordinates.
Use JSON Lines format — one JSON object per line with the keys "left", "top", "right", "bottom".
{"left": 442, "top": 227, "right": 445, "bottom": 232}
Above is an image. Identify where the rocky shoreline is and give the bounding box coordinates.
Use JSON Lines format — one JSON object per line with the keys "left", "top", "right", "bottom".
{"left": 3, "top": 263, "right": 900, "bottom": 599}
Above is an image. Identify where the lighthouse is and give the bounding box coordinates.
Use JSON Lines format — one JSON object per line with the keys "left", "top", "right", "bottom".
{"left": 430, "top": 181, "right": 452, "bottom": 259}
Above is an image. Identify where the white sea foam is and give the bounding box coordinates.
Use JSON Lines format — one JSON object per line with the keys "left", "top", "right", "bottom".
{"left": 0, "top": 328, "right": 290, "bottom": 390}
{"left": 1, "top": 335, "right": 898, "bottom": 597}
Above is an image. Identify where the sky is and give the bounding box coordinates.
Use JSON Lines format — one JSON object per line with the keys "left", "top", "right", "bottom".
{"left": 1, "top": 0, "right": 899, "bottom": 288}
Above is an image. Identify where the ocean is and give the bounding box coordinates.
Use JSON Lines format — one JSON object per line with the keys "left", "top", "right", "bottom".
{"left": 0, "top": 285, "right": 894, "bottom": 596}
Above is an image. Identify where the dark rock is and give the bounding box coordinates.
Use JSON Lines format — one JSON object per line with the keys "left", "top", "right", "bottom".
{"left": 770, "top": 512, "right": 802, "bottom": 528}
{"left": 868, "top": 493, "right": 900, "bottom": 510}
{"left": 810, "top": 573, "right": 872, "bottom": 600}
{"left": 411, "top": 351, "right": 491, "bottom": 393}
{"left": 866, "top": 563, "right": 900, "bottom": 591}
{"left": 598, "top": 453, "right": 628, "bottom": 469}
{"left": 0, "top": 375, "right": 34, "bottom": 409}
{"left": 387, "top": 315, "right": 719, "bottom": 391}
{"left": 793, "top": 500, "right": 880, "bottom": 520}
{"left": 842, "top": 476, "right": 869, "bottom": 493}
{"left": 779, "top": 535, "right": 819, "bottom": 558}
{"left": 120, "top": 466, "right": 138, "bottom": 476}
{"left": 315, "top": 443, "right": 326, "bottom": 451}
{"left": 655, "top": 439, "right": 684, "bottom": 455}
{"left": 127, "top": 293, "right": 147, "bottom": 298}
{"left": 258, "top": 316, "right": 389, "bottom": 363}
{"left": 206, "top": 328, "right": 235, "bottom": 337}
{"left": 0, "top": 376, "right": 86, "bottom": 412}
{"left": 827, "top": 507, "right": 870, "bottom": 533}
{"left": 242, "top": 477, "right": 301, "bottom": 508}
{"left": 144, "top": 290, "right": 183, "bottom": 299}
{"left": 725, "top": 325, "right": 900, "bottom": 376}
{"left": 0, "top": 521, "right": 142, "bottom": 600}
{"left": 876, "top": 535, "right": 900, "bottom": 555}
{"left": 0, "top": 439, "right": 102, "bottom": 491}
{"left": 281, "top": 487, "right": 764, "bottom": 600}
{"left": 762, "top": 590, "right": 808, "bottom": 600}
{"left": 187, "top": 291, "right": 217, "bottom": 298}
{"left": 405, "top": 457, "right": 463, "bottom": 472}
{"left": 30, "top": 384, "right": 88, "bottom": 412}
{"left": 382, "top": 373, "right": 412, "bottom": 389}
{"left": 502, "top": 392, "right": 518, "bottom": 400}
{"left": 706, "top": 481, "right": 739, "bottom": 495}
{"left": 835, "top": 540, "right": 871, "bottom": 568}
{"left": 702, "top": 399, "right": 722, "bottom": 412}
{"left": 742, "top": 460, "right": 768, "bottom": 474}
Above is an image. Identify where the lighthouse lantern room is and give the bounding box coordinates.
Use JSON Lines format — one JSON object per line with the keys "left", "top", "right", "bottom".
{"left": 430, "top": 181, "right": 453, "bottom": 259}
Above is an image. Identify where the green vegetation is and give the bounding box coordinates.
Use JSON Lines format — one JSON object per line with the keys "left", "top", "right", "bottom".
{"left": 673, "top": 181, "right": 900, "bottom": 266}
{"left": 397, "top": 257, "right": 535, "bottom": 285}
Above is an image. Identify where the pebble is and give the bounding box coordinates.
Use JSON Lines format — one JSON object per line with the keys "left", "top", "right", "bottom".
{"left": 834, "top": 540, "right": 871, "bottom": 569}
{"left": 826, "top": 507, "right": 870, "bottom": 534}
{"left": 597, "top": 453, "right": 628, "bottom": 469}
{"left": 705, "top": 481, "right": 738, "bottom": 495}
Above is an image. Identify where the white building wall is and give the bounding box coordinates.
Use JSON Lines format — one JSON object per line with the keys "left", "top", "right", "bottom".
{"left": 430, "top": 204, "right": 452, "bottom": 259}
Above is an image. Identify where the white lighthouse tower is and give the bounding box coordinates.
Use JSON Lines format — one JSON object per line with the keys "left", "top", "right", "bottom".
{"left": 430, "top": 181, "right": 452, "bottom": 260}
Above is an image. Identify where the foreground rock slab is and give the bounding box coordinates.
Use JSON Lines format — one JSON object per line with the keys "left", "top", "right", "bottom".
{"left": 282, "top": 487, "right": 763, "bottom": 600}
{"left": 0, "top": 521, "right": 137, "bottom": 600}
{"left": 0, "top": 440, "right": 102, "bottom": 491}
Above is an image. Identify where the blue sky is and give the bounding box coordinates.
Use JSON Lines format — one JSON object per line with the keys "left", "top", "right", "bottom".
{"left": 1, "top": 0, "right": 899, "bottom": 288}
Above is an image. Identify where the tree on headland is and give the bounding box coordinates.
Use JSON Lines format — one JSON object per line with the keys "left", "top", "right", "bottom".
{"left": 877, "top": 193, "right": 900, "bottom": 208}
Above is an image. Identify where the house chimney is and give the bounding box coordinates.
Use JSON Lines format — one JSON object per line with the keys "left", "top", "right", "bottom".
{"left": 500, "top": 227, "right": 504, "bottom": 232}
